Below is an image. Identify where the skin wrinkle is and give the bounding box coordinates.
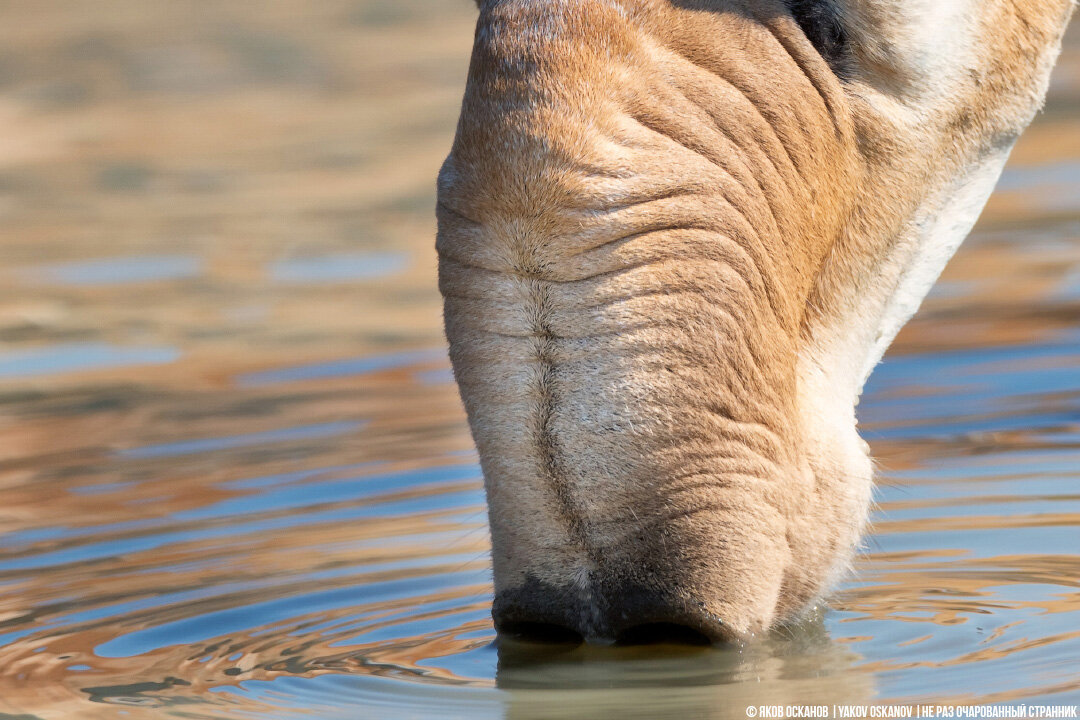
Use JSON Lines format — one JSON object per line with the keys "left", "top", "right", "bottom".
{"left": 628, "top": 102, "right": 783, "bottom": 244}
{"left": 783, "top": 0, "right": 852, "bottom": 71}
{"left": 442, "top": 232, "right": 758, "bottom": 288}
{"left": 568, "top": 217, "right": 764, "bottom": 265}
{"left": 624, "top": 55, "right": 788, "bottom": 214}
{"left": 659, "top": 423, "right": 791, "bottom": 467}
{"left": 440, "top": 0, "right": 1073, "bottom": 641}
{"left": 442, "top": 226, "right": 773, "bottom": 314}
{"left": 637, "top": 28, "right": 852, "bottom": 315}
{"left": 443, "top": 264, "right": 760, "bottom": 314}
{"left": 620, "top": 104, "right": 790, "bottom": 298}
{"left": 758, "top": 12, "right": 850, "bottom": 134}
{"left": 591, "top": 176, "right": 795, "bottom": 321}
{"left": 662, "top": 25, "right": 843, "bottom": 210}
{"left": 445, "top": 299, "right": 761, "bottom": 351}
{"left": 660, "top": 54, "right": 799, "bottom": 205}
{"left": 657, "top": 76, "right": 793, "bottom": 249}
{"left": 567, "top": 189, "right": 709, "bottom": 222}
{"left": 664, "top": 44, "right": 809, "bottom": 194}
{"left": 598, "top": 502, "right": 782, "bottom": 554}
{"left": 436, "top": 200, "right": 482, "bottom": 226}
{"left": 578, "top": 301, "right": 777, "bottom": 382}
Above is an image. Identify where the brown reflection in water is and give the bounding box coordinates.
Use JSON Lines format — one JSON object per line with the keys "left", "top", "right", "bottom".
{"left": 496, "top": 618, "right": 875, "bottom": 720}
{"left": 0, "top": 3, "right": 484, "bottom": 712}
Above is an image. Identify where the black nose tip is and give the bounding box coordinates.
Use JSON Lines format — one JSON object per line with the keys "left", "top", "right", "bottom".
{"left": 497, "top": 619, "right": 585, "bottom": 644}
{"left": 493, "top": 577, "right": 726, "bottom": 645}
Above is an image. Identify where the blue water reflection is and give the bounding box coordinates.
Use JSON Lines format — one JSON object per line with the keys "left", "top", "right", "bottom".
{"left": 0, "top": 342, "right": 180, "bottom": 378}
{"left": 25, "top": 255, "right": 201, "bottom": 286}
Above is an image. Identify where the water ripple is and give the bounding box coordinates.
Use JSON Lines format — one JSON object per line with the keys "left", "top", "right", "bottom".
{"left": 0, "top": 5, "right": 1077, "bottom": 719}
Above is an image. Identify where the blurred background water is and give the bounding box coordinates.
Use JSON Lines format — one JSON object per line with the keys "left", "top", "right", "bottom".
{"left": 0, "top": 2, "right": 1077, "bottom": 718}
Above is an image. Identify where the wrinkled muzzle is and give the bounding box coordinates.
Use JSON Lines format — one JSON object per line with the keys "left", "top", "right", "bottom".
{"left": 437, "top": 0, "right": 872, "bottom": 643}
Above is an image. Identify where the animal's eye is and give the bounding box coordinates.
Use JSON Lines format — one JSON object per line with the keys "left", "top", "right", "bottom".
{"left": 784, "top": 0, "right": 849, "bottom": 71}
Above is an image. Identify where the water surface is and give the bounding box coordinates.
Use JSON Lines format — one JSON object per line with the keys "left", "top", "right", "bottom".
{"left": 0, "top": 3, "right": 1077, "bottom": 718}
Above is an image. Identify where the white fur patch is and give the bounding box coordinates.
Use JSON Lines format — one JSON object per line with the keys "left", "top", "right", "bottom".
{"left": 844, "top": 0, "right": 981, "bottom": 99}
{"left": 858, "top": 142, "right": 1014, "bottom": 386}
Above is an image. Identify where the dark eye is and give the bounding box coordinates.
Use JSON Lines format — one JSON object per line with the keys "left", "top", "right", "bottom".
{"left": 785, "top": 0, "right": 849, "bottom": 70}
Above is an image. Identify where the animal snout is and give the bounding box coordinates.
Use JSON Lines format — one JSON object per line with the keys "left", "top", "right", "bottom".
{"left": 493, "top": 577, "right": 730, "bottom": 646}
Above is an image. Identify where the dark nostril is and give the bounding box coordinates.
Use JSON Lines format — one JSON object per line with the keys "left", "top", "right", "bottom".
{"left": 615, "top": 622, "right": 713, "bottom": 646}
{"left": 498, "top": 621, "right": 584, "bottom": 645}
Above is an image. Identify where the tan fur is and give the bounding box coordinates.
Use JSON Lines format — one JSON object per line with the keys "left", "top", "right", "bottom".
{"left": 437, "top": 0, "right": 1074, "bottom": 641}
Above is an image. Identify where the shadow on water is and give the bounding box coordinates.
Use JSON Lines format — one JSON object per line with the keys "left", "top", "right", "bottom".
{"left": 0, "top": 2, "right": 1077, "bottom": 719}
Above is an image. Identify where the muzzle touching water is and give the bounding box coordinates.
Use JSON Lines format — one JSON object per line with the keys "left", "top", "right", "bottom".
{"left": 437, "top": 0, "right": 877, "bottom": 643}
{"left": 434, "top": 0, "right": 1079, "bottom": 643}
{"left": 494, "top": 576, "right": 726, "bottom": 645}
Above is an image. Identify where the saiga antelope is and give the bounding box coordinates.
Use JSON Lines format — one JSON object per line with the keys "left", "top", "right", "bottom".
{"left": 437, "top": 0, "right": 1075, "bottom": 643}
